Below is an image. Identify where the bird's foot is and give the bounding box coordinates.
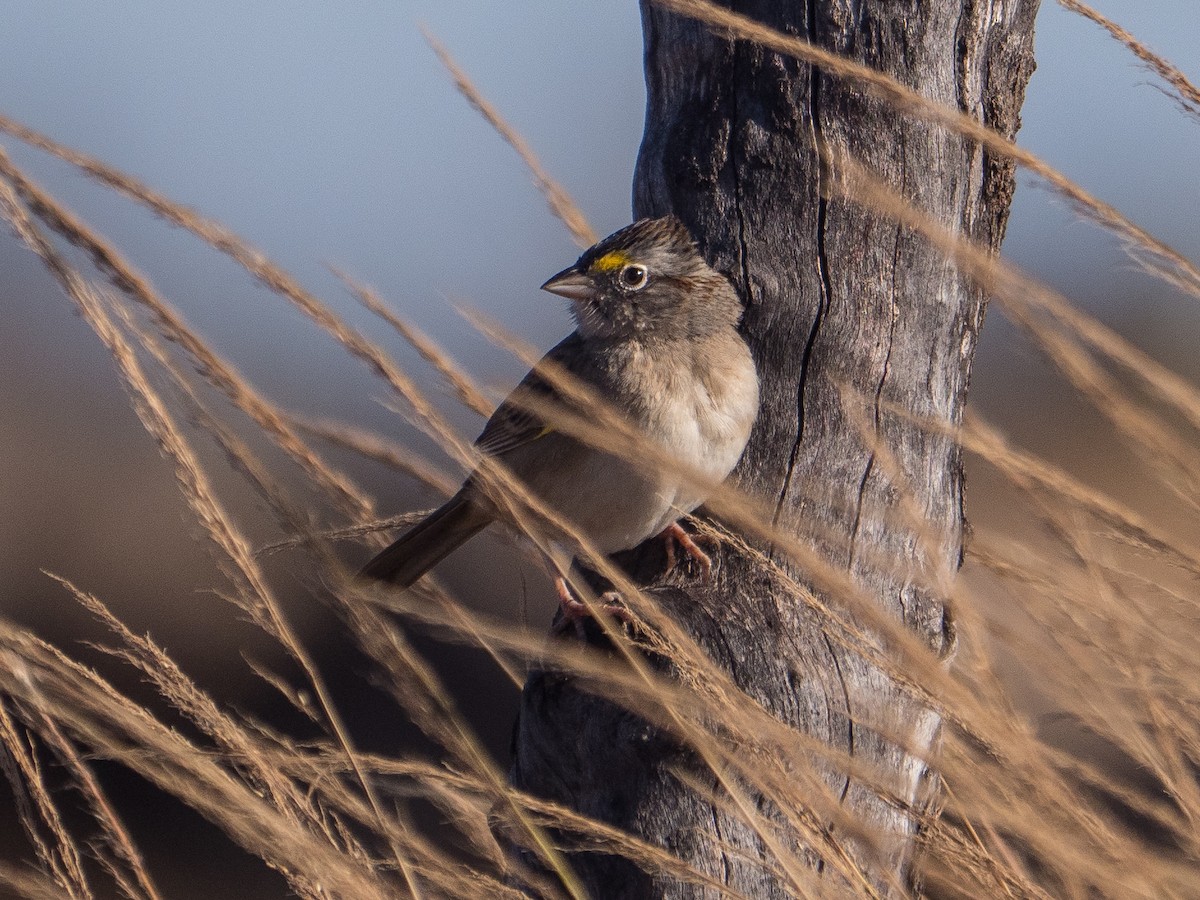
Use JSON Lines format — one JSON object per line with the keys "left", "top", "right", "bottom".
{"left": 661, "top": 521, "right": 713, "bottom": 580}
{"left": 553, "top": 578, "right": 634, "bottom": 638}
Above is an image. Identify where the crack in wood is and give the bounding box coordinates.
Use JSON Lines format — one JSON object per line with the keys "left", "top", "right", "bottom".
{"left": 774, "top": 0, "right": 832, "bottom": 529}
{"left": 727, "top": 47, "right": 752, "bottom": 314}
{"left": 848, "top": 204, "right": 903, "bottom": 582}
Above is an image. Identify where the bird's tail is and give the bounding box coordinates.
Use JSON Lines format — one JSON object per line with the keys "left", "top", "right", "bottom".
{"left": 358, "top": 492, "right": 491, "bottom": 587}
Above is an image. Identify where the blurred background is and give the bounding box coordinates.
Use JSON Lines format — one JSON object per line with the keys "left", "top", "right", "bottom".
{"left": 1, "top": 1, "right": 1197, "bottom": 896}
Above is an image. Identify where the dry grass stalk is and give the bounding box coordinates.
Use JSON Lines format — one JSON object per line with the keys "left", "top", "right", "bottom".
{"left": 0, "top": 864, "right": 75, "bottom": 900}
{"left": 454, "top": 310, "right": 971, "bottom": 694}
{"left": 0, "top": 625, "right": 397, "bottom": 900}
{"left": 0, "top": 147, "right": 374, "bottom": 526}
{"left": 421, "top": 31, "right": 597, "bottom": 249}
{"left": 7, "top": 13, "right": 1183, "bottom": 306}
{"left": 0, "top": 175, "right": 429, "bottom": 894}
{"left": 650, "top": 0, "right": 1200, "bottom": 301}
{"left": 832, "top": 155, "right": 1200, "bottom": 506}
{"left": 285, "top": 414, "right": 459, "bottom": 497}
{"left": 436, "top": 309, "right": 1195, "bottom": 900}
{"left": 339, "top": 270, "right": 494, "bottom": 419}
{"left": 106, "top": 293, "right": 343, "bottom": 556}
{"left": 2, "top": 8, "right": 1199, "bottom": 898}
{"left": 824, "top": 155, "right": 1200, "bottom": 882}
{"left": 0, "top": 137, "right": 596, "bottom": 891}
{"left": 19, "top": 675, "right": 162, "bottom": 900}
{"left": 0, "top": 691, "right": 92, "bottom": 899}
{"left": 1059, "top": 0, "right": 1200, "bottom": 117}
{"left": 256, "top": 511, "right": 435, "bottom": 558}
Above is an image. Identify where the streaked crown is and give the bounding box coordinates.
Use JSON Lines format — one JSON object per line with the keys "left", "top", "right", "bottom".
{"left": 577, "top": 217, "right": 701, "bottom": 277}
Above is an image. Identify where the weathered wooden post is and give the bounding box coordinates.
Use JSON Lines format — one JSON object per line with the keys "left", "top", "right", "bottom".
{"left": 512, "top": 1, "right": 1040, "bottom": 895}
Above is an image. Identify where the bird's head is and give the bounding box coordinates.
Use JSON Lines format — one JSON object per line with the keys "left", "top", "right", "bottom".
{"left": 541, "top": 217, "right": 742, "bottom": 342}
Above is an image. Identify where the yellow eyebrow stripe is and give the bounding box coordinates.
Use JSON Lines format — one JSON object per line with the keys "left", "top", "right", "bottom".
{"left": 591, "top": 251, "right": 631, "bottom": 272}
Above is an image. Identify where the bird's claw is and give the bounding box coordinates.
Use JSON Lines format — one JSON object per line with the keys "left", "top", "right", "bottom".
{"left": 662, "top": 521, "right": 713, "bottom": 580}
{"left": 553, "top": 579, "right": 634, "bottom": 638}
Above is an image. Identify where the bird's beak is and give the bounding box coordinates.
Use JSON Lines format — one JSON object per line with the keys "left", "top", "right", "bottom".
{"left": 540, "top": 265, "right": 597, "bottom": 302}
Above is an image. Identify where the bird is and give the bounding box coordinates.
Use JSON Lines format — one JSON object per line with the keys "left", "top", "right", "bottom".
{"left": 359, "top": 216, "right": 759, "bottom": 627}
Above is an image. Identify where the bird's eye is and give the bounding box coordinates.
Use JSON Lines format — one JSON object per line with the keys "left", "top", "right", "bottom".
{"left": 619, "top": 264, "right": 648, "bottom": 290}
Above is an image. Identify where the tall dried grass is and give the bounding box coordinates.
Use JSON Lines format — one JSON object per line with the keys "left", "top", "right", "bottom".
{"left": 0, "top": 2, "right": 1197, "bottom": 898}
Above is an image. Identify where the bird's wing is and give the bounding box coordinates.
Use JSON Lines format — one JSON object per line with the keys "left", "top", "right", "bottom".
{"left": 474, "top": 332, "right": 586, "bottom": 458}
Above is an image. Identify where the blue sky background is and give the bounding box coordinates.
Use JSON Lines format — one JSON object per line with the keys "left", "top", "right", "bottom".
{"left": 2, "top": 0, "right": 1198, "bottom": 765}
{"left": 2, "top": 0, "right": 1199, "bottom": 739}
{"left": 0, "top": 3, "right": 1198, "bottom": 892}
{"left": 3, "top": 2, "right": 1197, "bottom": 381}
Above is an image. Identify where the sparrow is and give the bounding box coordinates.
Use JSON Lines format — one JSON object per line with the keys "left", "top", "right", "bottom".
{"left": 359, "top": 216, "right": 759, "bottom": 626}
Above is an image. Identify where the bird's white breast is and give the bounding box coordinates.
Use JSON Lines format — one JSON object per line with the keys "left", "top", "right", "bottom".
{"left": 636, "top": 336, "right": 758, "bottom": 535}
{"left": 509, "top": 333, "right": 758, "bottom": 556}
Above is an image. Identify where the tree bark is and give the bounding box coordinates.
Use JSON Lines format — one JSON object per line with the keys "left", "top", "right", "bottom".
{"left": 510, "top": 1, "right": 1040, "bottom": 896}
